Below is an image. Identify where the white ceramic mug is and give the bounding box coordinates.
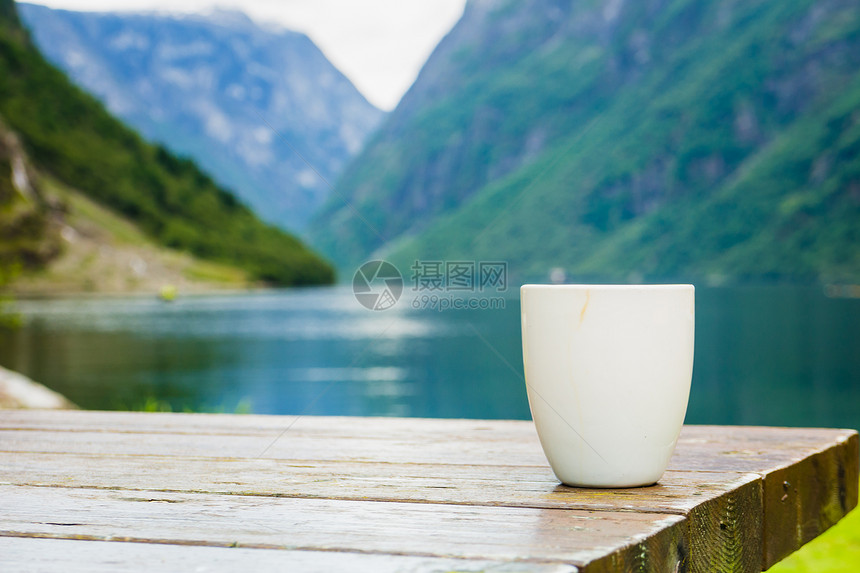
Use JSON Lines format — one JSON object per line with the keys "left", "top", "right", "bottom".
{"left": 520, "top": 284, "right": 695, "bottom": 487}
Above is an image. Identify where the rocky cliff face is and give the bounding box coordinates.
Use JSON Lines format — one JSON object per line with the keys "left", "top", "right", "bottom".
{"left": 19, "top": 4, "right": 385, "bottom": 231}
{"left": 0, "top": 118, "right": 62, "bottom": 270}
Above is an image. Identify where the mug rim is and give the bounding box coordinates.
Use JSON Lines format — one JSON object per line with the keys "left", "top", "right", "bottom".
{"left": 521, "top": 283, "right": 694, "bottom": 291}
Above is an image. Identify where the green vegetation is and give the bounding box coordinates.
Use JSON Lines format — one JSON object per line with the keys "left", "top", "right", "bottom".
{"left": 767, "top": 500, "right": 860, "bottom": 572}
{"left": 0, "top": 147, "right": 61, "bottom": 271}
{"left": 0, "top": 0, "right": 333, "bottom": 286}
{"left": 313, "top": 0, "right": 860, "bottom": 283}
{"left": 119, "top": 395, "right": 254, "bottom": 414}
{"left": 0, "top": 261, "right": 19, "bottom": 329}
{"left": 54, "top": 177, "right": 154, "bottom": 247}
{"left": 8, "top": 175, "right": 253, "bottom": 294}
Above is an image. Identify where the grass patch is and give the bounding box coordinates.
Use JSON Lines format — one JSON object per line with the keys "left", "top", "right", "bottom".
{"left": 9, "top": 172, "right": 253, "bottom": 294}
{"left": 127, "top": 396, "right": 254, "bottom": 414}
{"left": 42, "top": 176, "right": 149, "bottom": 246}
{"left": 183, "top": 259, "right": 249, "bottom": 285}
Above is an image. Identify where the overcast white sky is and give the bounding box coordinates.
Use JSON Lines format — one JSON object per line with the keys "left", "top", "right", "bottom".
{"left": 23, "top": 0, "right": 467, "bottom": 110}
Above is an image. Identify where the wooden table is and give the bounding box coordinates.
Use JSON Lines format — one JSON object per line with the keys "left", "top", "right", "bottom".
{"left": 0, "top": 411, "right": 856, "bottom": 572}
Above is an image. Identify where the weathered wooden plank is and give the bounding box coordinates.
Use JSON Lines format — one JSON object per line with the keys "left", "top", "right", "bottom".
{"left": 575, "top": 520, "right": 688, "bottom": 573}
{"left": 0, "top": 410, "right": 849, "bottom": 452}
{"left": 567, "top": 473, "right": 763, "bottom": 573}
{"left": 1, "top": 411, "right": 852, "bottom": 469}
{"left": 673, "top": 425, "right": 860, "bottom": 569}
{"left": 0, "top": 426, "right": 549, "bottom": 465}
{"left": 761, "top": 431, "right": 859, "bottom": 568}
{"left": 0, "top": 451, "right": 761, "bottom": 515}
{"left": 0, "top": 410, "right": 535, "bottom": 439}
{"left": 0, "top": 452, "right": 766, "bottom": 571}
{"left": 685, "top": 473, "right": 762, "bottom": 573}
{"left": 0, "top": 536, "right": 579, "bottom": 573}
{"left": 0, "top": 457, "right": 764, "bottom": 569}
{"left": 671, "top": 426, "right": 859, "bottom": 473}
{"left": 0, "top": 484, "right": 686, "bottom": 570}
{"left": 1, "top": 411, "right": 855, "bottom": 572}
{"left": 2, "top": 423, "right": 853, "bottom": 477}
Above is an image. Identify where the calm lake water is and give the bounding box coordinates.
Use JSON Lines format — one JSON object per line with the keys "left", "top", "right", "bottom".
{"left": 0, "top": 286, "right": 858, "bottom": 430}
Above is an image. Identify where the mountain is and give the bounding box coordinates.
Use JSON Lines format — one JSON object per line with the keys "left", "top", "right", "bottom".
{"left": 1, "top": 117, "right": 255, "bottom": 295}
{"left": 0, "top": 0, "right": 333, "bottom": 286}
{"left": 310, "top": 0, "right": 860, "bottom": 284}
{"left": 18, "top": 3, "right": 384, "bottom": 231}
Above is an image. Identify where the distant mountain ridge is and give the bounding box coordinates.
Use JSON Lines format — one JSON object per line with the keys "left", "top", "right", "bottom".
{"left": 311, "top": 0, "right": 860, "bottom": 283}
{"left": 0, "top": 0, "right": 334, "bottom": 286}
{"left": 19, "top": 3, "right": 384, "bottom": 231}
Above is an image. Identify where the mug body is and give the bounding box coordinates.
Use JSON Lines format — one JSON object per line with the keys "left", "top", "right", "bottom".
{"left": 520, "top": 284, "right": 694, "bottom": 487}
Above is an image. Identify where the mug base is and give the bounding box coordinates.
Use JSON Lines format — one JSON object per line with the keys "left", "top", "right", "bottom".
{"left": 556, "top": 479, "right": 659, "bottom": 489}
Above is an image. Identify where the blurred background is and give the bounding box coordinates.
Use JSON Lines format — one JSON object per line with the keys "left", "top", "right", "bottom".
{"left": 1, "top": 2, "right": 859, "bottom": 432}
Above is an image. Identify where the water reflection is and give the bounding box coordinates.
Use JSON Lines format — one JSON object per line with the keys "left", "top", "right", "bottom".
{"left": 690, "top": 286, "right": 860, "bottom": 428}
{"left": 0, "top": 287, "right": 528, "bottom": 418}
{"left": 0, "top": 286, "right": 857, "bottom": 429}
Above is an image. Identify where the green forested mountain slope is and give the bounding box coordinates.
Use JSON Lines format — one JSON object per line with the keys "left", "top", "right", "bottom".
{"left": 311, "top": 0, "right": 860, "bottom": 283}
{"left": 0, "top": 0, "right": 333, "bottom": 286}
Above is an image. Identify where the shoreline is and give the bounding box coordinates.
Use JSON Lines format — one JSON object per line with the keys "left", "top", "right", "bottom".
{"left": 6, "top": 283, "right": 346, "bottom": 301}
{"left": 0, "top": 366, "right": 77, "bottom": 410}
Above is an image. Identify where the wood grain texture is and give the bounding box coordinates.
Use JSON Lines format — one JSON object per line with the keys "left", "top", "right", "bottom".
{"left": 579, "top": 517, "right": 687, "bottom": 573}
{"left": 0, "top": 484, "right": 685, "bottom": 568}
{"left": 761, "top": 430, "right": 859, "bottom": 568}
{"left": 1, "top": 424, "right": 853, "bottom": 480}
{"left": 672, "top": 426, "right": 859, "bottom": 474}
{"left": 1, "top": 411, "right": 853, "bottom": 476}
{"left": 0, "top": 410, "right": 856, "bottom": 573}
{"left": 0, "top": 451, "right": 761, "bottom": 514}
{"left": 671, "top": 425, "right": 860, "bottom": 569}
{"left": 686, "top": 473, "right": 762, "bottom": 573}
{"left": 0, "top": 536, "right": 579, "bottom": 573}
